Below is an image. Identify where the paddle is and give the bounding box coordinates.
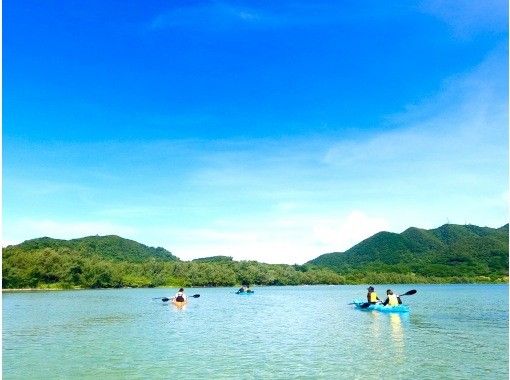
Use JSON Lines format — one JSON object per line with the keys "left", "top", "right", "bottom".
{"left": 154, "top": 294, "right": 200, "bottom": 302}
{"left": 359, "top": 289, "right": 417, "bottom": 308}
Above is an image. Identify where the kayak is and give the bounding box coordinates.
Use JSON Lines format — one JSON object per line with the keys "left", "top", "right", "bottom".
{"left": 236, "top": 290, "right": 255, "bottom": 295}
{"left": 351, "top": 300, "right": 409, "bottom": 313}
{"left": 172, "top": 300, "right": 187, "bottom": 308}
{"left": 352, "top": 300, "right": 409, "bottom": 313}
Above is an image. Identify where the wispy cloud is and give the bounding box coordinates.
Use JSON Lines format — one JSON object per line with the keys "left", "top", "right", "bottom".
{"left": 7, "top": 179, "right": 94, "bottom": 198}
{"left": 147, "top": 1, "right": 508, "bottom": 36}
{"left": 325, "top": 46, "right": 507, "bottom": 176}
{"left": 147, "top": 1, "right": 418, "bottom": 31}
{"left": 149, "top": 2, "right": 278, "bottom": 30}
{"left": 420, "top": 0, "right": 508, "bottom": 37}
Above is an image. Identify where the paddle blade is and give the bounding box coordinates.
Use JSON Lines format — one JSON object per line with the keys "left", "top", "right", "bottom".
{"left": 191, "top": 294, "right": 200, "bottom": 298}
{"left": 402, "top": 289, "right": 417, "bottom": 296}
{"left": 161, "top": 297, "right": 170, "bottom": 302}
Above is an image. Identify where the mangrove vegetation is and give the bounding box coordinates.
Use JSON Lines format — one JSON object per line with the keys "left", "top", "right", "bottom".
{"left": 3, "top": 224, "right": 508, "bottom": 289}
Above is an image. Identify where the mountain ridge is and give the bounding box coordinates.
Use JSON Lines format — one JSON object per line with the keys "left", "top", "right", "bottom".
{"left": 9, "top": 235, "right": 179, "bottom": 263}
{"left": 307, "top": 223, "right": 509, "bottom": 278}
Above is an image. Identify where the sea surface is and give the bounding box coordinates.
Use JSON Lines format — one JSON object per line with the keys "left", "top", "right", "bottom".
{"left": 3, "top": 284, "right": 508, "bottom": 379}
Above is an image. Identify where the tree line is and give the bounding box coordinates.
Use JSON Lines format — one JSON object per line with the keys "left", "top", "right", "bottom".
{"left": 3, "top": 245, "right": 507, "bottom": 290}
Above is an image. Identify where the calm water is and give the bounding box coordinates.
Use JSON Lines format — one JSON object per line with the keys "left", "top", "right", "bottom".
{"left": 3, "top": 284, "right": 508, "bottom": 379}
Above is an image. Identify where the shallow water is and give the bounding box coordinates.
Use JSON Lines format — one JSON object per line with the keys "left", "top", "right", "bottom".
{"left": 3, "top": 284, "right": 508, "bottom": 379}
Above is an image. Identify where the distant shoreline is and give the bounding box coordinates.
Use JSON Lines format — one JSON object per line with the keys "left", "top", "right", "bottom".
{"left": 2, "top": 288, "right": 75, "bottom": 292}
{"left": 1, "top": 286, "right": 185, "bottom": 292}
{"left": 2, "top": 280, "right": 508, "bottom": 293}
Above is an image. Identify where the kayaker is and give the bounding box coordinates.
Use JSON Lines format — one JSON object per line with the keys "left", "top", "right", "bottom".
{"left": 237, "top": 284, "right": 248, "bottom": 293}
{"left": 382, "top": 289, "right": 401, "bottom": 306}
{"left": 173, "top": 288, "right": 188, "bottom": 302}
{"left": 366, "top": 286, "right": 380, "bottom": 304}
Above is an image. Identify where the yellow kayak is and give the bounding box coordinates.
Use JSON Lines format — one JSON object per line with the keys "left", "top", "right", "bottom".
{"left": 172, "top": 300, "right": 187, "bottom": 308}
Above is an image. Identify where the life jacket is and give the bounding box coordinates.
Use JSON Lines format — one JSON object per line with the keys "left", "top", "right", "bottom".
{"left": 175, "top": 292, "right": 185, "bottom": 302}
{"left": 368, "top": 292, "right": 378, "bottom": 303}
{"left": 387, "top": 294, "right": 399, "bottom": 306}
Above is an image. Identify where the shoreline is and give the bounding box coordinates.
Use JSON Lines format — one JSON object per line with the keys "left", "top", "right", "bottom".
{"left": 2, "top": 288, "right": 82, "bottom": 292}
{"left": 3, "top": 281, "right": 508, "bottom": 292}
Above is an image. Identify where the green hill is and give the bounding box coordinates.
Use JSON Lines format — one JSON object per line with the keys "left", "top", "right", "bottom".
{"left": 192, "top": 255, "right": 234, "bottom": 263}
{"left": 2, "top": 235, "right": 179, "bottom": 289}
{"left": 10, "top": 235, "right": 179, "bottom": 262}
{"left": 2, "top": 236, "right": 345, "bottom": 289}
{"left": 308, "top": 224, "right": 509, "bottom": 280}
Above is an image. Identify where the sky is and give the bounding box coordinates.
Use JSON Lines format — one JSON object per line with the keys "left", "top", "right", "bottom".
{"left": 3, "top": 0, "right": 509, "bottom": 264}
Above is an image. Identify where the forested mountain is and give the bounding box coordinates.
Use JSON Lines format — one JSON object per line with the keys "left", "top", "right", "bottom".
{"left": 192, "top": 256, "right": 234, "bottom": 263}
{"left": 11, "top": 235, "right": 179, "bottom": 262}
{"left": 308, "top": 224, "right": 508, "bottom": 280}
{"left": 3, "top": 224, "right": 508, "bottom": 290}
{"left": 2, "top": 237, "right": 342, "bottom": 289}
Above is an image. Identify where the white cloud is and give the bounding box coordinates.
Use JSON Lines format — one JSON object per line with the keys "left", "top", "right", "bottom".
{"left": 311, "top": 211, "right": 390, "bottom": 252}
{"left": 141, "top": 210, "right": 390, "bottom": 264}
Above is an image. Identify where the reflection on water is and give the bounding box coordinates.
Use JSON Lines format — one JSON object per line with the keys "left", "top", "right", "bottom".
{"left": 171, "top": 302, "right": 188, "bottom": 311}
{"left": 366, "top": 311, "right": 407, "bottom": 363}
{"left": 370, "top": 311, "right": 381, "bottom": 337}
{"left": 389, "top": 313, "right": 405, "bottom": 362}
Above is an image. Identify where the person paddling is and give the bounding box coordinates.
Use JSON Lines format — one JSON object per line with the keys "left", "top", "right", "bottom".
{"left": 237, "top": 284, "right": 248, "bottom": 293}
{"left": 172, "top": 288, "right": 188, "bottom": 303}
{"left": 382, "top": 289, "right": 401, "bottom": 307}
{"left": 367, "top": 286, "right": 380, "bottom": 304}
{"left": 237, "top": 283, "right": 251, "bottom": 293}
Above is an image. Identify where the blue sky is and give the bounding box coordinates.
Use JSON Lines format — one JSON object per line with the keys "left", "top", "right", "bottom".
{"left": 3, "top": 0, "right": 508, "bottom": 263}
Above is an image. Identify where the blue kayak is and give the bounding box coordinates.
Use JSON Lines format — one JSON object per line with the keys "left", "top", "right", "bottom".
{"left": 351, "top": 300, "right": 409, "bottom": 313}
{"left": 236, "top": 291, "right": 254, "bottom": 295}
